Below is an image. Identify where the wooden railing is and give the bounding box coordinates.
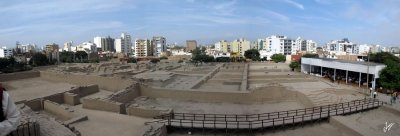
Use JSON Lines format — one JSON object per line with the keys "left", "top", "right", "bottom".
{"left": 150, "top": 98, "right": 384, "bottom": 130}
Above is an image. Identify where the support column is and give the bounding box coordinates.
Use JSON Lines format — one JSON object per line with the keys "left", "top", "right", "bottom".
{"left": 321, "top": 67, "right": 323, "bottom": 76}
{"left": 309, "top": 64, "right": 312, "bottom": 74}
{"left": 334, "top": 69, "right": 336, "bottom": 81}
{"left": 346, "top": 70, "right": 348, "bottom": 84}
{"left": 372, "top": 75, "right": 376, "bottom": 91}
{"left": 359, "top": 72, "right": 361, "bottom": 87}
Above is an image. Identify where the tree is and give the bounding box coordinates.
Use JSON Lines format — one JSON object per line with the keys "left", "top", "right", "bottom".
{"left": 31, "top": 53, "right": 49, "bottom": 66}
{"left": 302, "top": 53, "right": 319, "bottom": 58}
{"left": 368, "top": 52, "right": 400, "bottom": 63}
{"left": 191, "top": 47, "right": 214, "bottom": 64}
{"left": 379, "top": 60, "right": 400, "bottom": 91}
{"left": 271, "top": 54, "right": 286, "bottom": 63}
{"left": 59, "top": 51, "right": 74, "bottom": 63}
{"left": 289, "top": 61, "right": 300, "bottom": 71}
{"left": 75, "top": 51, "right": 88, "bottom": 62}
{"left": 244, "top": 49, "right": 260, "bottom": 61}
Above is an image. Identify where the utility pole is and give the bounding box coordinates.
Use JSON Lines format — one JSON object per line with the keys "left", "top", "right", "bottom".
{"left": 366, "top": 48, "right": 371, "bottom": 98}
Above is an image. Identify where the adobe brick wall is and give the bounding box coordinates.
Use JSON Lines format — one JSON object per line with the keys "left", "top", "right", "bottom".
{"left": 43, "top": 100, "right": 77, "bottom": 121}
{"left": 140, "top": 85, "right": 305, "bottom": 104}
{"left": 64, "top": 92, "right": 80, "bottom": 105}
{"left": 40, "top": 71, "right": 132, "bottom": 92}
{"left": 25, "top": 99, "right": 43, "bottom": 111}
{"left": 109, "top": 83, "right": 140, "bottom": 103}
{"left": 0, "top": 71, "right": 40, "bottom": 81}
{"left": 126, "top": 106, "right": 172, "bottom": 118}
{"left": 82, "top": 98, "right": 125, "bottom": 114}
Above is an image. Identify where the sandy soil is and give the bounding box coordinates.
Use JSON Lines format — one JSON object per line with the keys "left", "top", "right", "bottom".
{"left": 3, "top": 77, "right": 76, "bottom": 102}
{"left": 169, "top": 122, "right": 351, "bottom": 136}
{"left": 70, "top": 105, "right": 151, "bottom": 136}
{"left": 133, "top": 97, "right": 305, "bottom": 114}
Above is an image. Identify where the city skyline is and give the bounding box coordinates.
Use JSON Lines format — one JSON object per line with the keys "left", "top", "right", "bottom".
{"left": 1, "top": 0, "right": 400, "bottom": 47}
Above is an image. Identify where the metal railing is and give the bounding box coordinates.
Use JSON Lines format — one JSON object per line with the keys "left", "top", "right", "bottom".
{"left": 152, "top": 98, "right": 383, "bottom": 130}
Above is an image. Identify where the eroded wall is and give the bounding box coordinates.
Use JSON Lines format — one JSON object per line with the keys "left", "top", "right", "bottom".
{"left": 40, "top": 71, "right": 132, "bottom": 92}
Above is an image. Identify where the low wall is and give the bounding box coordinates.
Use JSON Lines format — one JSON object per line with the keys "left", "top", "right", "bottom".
{"left": 40, "top": 71, "right": 132, "bottom": 92}
{"left": 140, "top": 123, "right": 167, "bottom": 136}
{"left": 240, "top": 64, "right": 249, "bottom": 91}
{"left": 43, "top": 93, "right": 65, "bottom": 104}
{"left": 0, "top": 71, "right": 40, "bottom": 81}
{"left": 64, "top": 92, "right": 80, "bottom": 105}
{"left": 68, "top": 84, "right": 99, "bottom": 97}
{"left": 126, "top": 105, "right": 172, "bottom": 118}
{"left": 82, "top": 98, "right": 125, "bottom": 114}
{"left": 140, "top": 85, "right": 304, "bottom": 104}
{"left": 24, "top": 99, "right": 43, "bottom": 111}
{"left": 109, "top": 84, "right": 140, "bottom": 103}
{"left": 43, "top": 100, "right": 76, "bottom": 121}
{"left": 191, "top": 64, "right": 223, "bottom": 89}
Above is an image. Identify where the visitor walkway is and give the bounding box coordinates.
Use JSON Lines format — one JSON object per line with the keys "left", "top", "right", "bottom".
{"left": 148, "top": 98, "right": 384, "bottom": 131}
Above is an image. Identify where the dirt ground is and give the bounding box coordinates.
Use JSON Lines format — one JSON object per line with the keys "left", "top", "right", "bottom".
{"left": 133, "top": 97, "right": 305, "bottom": 114}
{"left": 3, "top": 77, "right": 76, "bottom": 102}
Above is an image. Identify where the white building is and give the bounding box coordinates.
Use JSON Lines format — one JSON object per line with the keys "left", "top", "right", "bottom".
{"left": 259, "top": 49, "right": 274, "bottom": 60}
{"left": 63, "top": 41, "right": 73, "bottom": 52}
{"left": 265, "top": 35, "right": 295, "bottom": 55}
{"left": 0, "top": 47, "right": 13, "bottom": 58}
{"left": 76, "top": 42, "right": 97, "bottom": 53}
{"left": 151, "top": 36, "right": 166, "bottom": 57}
{"left": 16, "top": 43, "right": 37, "bottom": 53}
{"left": 325, "top": 38, "right": 358, "bottom": 56}
{"left": 115, "top": 33, "right": 132, "bottom": 54}
{"left": 358, "top": 44, "right": 370, "bottom": 55}
{"left": 93, "top": 37, "right": 102, "bottom": 48}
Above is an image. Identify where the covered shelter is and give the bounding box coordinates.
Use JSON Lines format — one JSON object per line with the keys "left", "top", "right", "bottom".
{"left": 301, "top": 58, "right": 386, "bottom": 90}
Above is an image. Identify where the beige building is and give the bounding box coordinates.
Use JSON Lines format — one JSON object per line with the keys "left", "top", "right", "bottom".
{"left": 186, "top": 40, "right": 197, "bottom": 52}
{"left": 231, "top": 38, "right": 250, "bottom": 57}
{"left": 45, "top": 43, "right": 59, "bottom": 53}
{"left": 135, "top": 39, "right": 152, "bottom": 58}
{"left": 214, "top": 40, "right": 231, "bottom": 53}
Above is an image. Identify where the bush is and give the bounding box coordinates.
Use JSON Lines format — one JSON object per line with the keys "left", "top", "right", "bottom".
{"left": 216, "top": 57, "right": 230, "bottom": 62}
{"left": 271, "top": 54, "right": 286, "bottom": 63}
{"left": 150, "top": 58, "right": 160, "bottom": 63}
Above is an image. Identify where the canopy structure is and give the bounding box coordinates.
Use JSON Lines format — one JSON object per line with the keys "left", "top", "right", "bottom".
{"left": 301, "top": 58, "right": 386, "bottom": 90}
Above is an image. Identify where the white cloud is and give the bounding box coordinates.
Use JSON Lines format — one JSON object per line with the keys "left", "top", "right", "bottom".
{"left": 282, "top": 0, "right": 304, "bottom": 10}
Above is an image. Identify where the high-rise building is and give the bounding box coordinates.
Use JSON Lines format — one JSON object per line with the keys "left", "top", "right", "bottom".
{"left": 0, "top": 47, "right": 13, "bottom": 58}
{"left": 265, "top": 35, "right": 294, "bottom": 55}
{"left": 151, "top": 36, "right": 166, "bottom": 57}
{"left": 325, "top": 38, "right": 358, "bottom": 55}
{"left": 231, "top": 38, "right": 251, "bottom": 56}
{"left": 135, "top": 39, "right": 152, "bottom": 57}
{"left": 63, "top": 41, "right": 73, "bottom": 52}
{"left": 186, "top": 40, "right": 197, "bottom": 52}
{"left": 94, "top": 37, "right": 102, "bottom": 48}
{"left": 115, "top": 33, "right": 132, "bottom": 54}
{"left": 15, "top": 42, "right": 37, "bottom": 54}
{"left": 214, "top": 40, "right": 230, "bottom": 53}
{"left": 45, "top": 43, "right": 59, "bottom": 53}
{"left": 94, "top": 36, "right": 115, "bottom": 52}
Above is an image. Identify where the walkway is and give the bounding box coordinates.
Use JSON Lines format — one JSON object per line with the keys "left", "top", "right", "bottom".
{"left": 148, "top": 99, "right": 383, "bottom": 131}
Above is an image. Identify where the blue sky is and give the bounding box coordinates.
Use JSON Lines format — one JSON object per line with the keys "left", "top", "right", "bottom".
{"left": 1, "top": 0, "right": 400, "bottom": 48}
